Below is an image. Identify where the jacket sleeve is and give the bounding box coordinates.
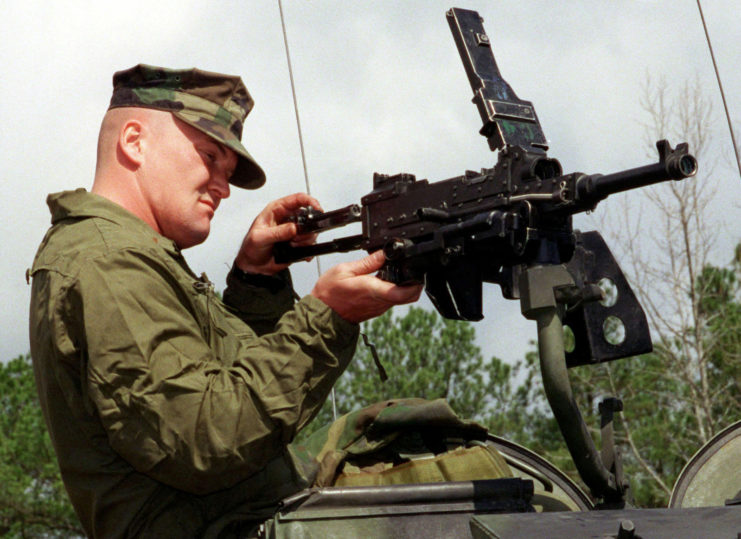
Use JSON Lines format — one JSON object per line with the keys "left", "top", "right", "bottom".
{"left": 221, "top": 264, "right": 296, "bottom": 336}
{"left": 73, "top": 248, "right": 358, "bottom": 495}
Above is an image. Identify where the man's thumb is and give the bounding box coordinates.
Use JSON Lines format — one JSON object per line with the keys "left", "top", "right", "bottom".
{"left": 348, "top": 250, "right": 386, "bottom": 275}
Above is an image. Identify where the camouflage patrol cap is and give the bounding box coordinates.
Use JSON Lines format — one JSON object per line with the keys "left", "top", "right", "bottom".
{"left": 109, "top": 64, "right": 265, "bottom": 189}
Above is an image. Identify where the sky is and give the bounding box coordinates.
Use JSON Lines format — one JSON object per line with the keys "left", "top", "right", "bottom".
{"left": 1, "top": 0, "right": 739, "bottom": 370}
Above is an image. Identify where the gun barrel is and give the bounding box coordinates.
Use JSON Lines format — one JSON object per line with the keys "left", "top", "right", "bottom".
{"left": 576, "top": 142, "right": 697, "bottom": 202}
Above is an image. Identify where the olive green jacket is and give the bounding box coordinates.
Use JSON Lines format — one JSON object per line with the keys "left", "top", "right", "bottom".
{"left": 28, "top": 189, "right": 358, "bottom": 538}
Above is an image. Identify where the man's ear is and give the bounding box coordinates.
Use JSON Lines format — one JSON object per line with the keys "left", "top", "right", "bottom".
{"left": 118, "top": 119, "right": 144, "bottom": 167}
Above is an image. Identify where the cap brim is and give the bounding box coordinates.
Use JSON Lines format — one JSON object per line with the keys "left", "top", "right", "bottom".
{"left": 174, "top": 110, "right": 266, "bottom": 190}
{"left": 231, "top": 152, "right": 266, "bottom": 190}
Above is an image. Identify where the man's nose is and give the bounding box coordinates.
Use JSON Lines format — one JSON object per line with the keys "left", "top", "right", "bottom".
{"left": 210, "top": 172, "right": 231, "bottom": 200}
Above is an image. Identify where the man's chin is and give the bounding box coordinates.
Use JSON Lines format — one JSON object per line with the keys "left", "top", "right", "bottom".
{"left": 172, "top": 227, "right": 210, "bottom": 250}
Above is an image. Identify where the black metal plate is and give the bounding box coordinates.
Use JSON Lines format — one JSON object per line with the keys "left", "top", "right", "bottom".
{"left": 564, "top": 231, "right": 652, "bottom": 367}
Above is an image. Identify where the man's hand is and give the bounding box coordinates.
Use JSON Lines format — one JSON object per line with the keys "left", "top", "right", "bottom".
{"left": 311, "top": 251, "right": 423, "bottom": 323}
{"left": 235, "top": 193, "right": 321, "bottom": 275}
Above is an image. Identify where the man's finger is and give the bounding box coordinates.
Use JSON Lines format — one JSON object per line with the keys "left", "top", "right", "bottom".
{"left": 290, "top": 232, "right": 318, "bottom": 247}
{"left": 256, "top": 222, "right": 298, "bottom": 244}
{"left": 273, "top": 193, "right": 323, "bottom": 218}
{"left": 345, "top": 250, "right": 386, "bottom": 276}
{"left": 387, "top": 283, "right": 424, "bottom": 304}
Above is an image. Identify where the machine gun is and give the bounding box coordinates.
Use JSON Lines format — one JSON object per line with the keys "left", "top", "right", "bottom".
{"left": 275, "top": 8, "right": 697, "bottom": 506}
{"left": 276, "top": 7, "right": 697, "bottom": 367}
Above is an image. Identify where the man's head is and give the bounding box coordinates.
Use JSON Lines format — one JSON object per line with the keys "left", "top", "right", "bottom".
{"left": 93, "top": 65, "right": 260, "bottom": 248}
{"left": 109, "top": 64, "right": 264, "bottom": 189}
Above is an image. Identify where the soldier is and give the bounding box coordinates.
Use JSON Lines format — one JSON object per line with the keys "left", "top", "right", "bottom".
{"left": 28, "top": 64, "right": 421, "bottom": 537}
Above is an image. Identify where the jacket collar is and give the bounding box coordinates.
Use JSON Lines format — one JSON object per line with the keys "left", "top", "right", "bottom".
{"left": 46, "top": 189, "right": 181, "bottom": 255}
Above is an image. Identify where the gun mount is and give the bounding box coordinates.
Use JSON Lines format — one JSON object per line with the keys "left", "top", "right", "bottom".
{"left": 273, "top": 7, "right": 698, "bottom": 508}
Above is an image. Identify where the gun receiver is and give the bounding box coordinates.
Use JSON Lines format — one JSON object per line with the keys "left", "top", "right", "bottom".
{"left": 275, "top": 7, "right": 698, "bottom": 506}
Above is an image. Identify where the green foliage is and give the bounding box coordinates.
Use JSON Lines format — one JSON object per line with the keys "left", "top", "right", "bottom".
{"left": 699, "top": 258, "right": 741, "bottom": 415}
{"left": 572, "top": 355, "right": 689, "bottom": 507}
{"left": 0, "top": 355, "right": 83, "bottom": 537}
{"left": 298, "top": 306, "right": 515, "bottom": 441}
{"left": 488, "top": 347, "right": 569, "bottom": 464}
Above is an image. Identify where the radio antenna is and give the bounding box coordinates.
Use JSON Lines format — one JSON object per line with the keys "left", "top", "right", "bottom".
{"left": 696, "top": 0, "right": 741, "bottom": 179}
{"left": 278, "top": 0, "right": 338, "bottom": 420}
